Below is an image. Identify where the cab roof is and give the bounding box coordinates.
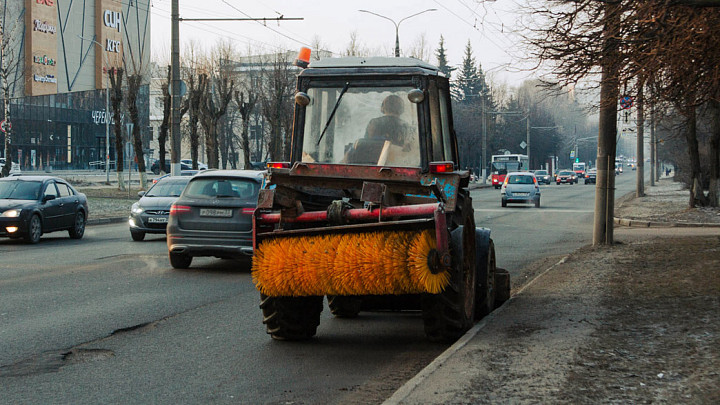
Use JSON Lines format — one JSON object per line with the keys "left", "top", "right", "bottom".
{"left": 301, "top": 57, "right": 442, "bottom": 78}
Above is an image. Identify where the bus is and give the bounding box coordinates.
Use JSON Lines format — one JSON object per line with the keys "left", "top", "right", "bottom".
{"left": 490, "top": 154, "right": 529, "bottom": 189}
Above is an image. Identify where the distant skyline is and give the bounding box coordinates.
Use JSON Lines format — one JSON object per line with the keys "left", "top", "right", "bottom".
{"left": 149, "top": 0, "right": 536, "bottom": 86}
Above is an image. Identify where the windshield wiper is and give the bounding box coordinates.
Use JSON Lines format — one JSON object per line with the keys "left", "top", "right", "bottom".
{"left": 316, "top": 82, "right": 350, "bottom": 146}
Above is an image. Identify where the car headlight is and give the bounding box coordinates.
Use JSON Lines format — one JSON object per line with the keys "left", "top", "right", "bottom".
{"left": 131, "top": 204, "right": 143, "bottom": 214}
{"left": 1, "top": 209, "right": 21, "bottom": 217}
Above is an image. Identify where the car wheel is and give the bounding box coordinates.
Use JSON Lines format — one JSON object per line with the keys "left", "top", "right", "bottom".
{"left": 25, "top": 215, "right": 42, "bottom": 244}
{"left": 535, "top": 198, "right": 540, "bottom": 208}
{"left": 130, "top": 230, "right": 145, "bottom": 241}
{"left": 152, "top": 167, "right": 160, "bottom": 175}
{"left": 169, "top": 252, "right": 192, "bottom": 269}
{"left": 68, "top": 211, "right": 86, "bottom": 239}
{"left": 501, "top": 199, "right": 507, "bottom": 207}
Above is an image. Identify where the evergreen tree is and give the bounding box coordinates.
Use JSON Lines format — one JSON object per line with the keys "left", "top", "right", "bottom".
{"left": 454, "top": 40, "right": 491, "bottom": 107}
{"left": 435, "top": 36, "right": 455, "bottom": 78}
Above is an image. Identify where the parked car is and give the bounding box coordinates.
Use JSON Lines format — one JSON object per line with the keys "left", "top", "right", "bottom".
{"left": 585, "top": 168, "right": 597, "bottom": 184}
{"left": 556, "top": 170, "right": 577, "bottom": 185}
{"left": 166, "top": 170, "right": 265, "bottom": 269}
{"left": 501, "top": 172, "right": 541, "bottom": 208}
{"left": 533, "top": 169, "right": 552, "bottom": 184}
{"left": 0, "top": 176, "right": 88, "bottom": 243}
{"left": 0, "top": 158, "right": 21, "bottom": 175}
{"left": 129, "top": 176, "right": 191, "bottom": 241}
{"left": 181, "top": 159, "right": 208, "bottom": 170}
{"left": 152, "top": 169, "right": 199, "bottom": 184}
{"left": 150, "top": 159, "right": 192, "bottom": 175}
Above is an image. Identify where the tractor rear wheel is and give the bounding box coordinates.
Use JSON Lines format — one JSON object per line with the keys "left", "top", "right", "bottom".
{"left": 475, "top": 238, "right": 497, "bottom": 318}
{"left": 422, "top": 225, "right": 476, "bottom": 343}
{"left": 260, "top": 294, "right": 323, "bottom": 340}
{"left": 327, "top": 295, "right": 362, "bottom": 318}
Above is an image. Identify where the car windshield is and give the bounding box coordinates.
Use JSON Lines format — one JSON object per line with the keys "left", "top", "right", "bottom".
{"left": 535, "top": 170, "right": 548, "bottom": 175}
{"left": 184, "top": 178, "right": 259, "bottom": 200}
{"left": 146, "top": 179, "right": 189, "bottom": 197}
{"left": 0, "top": 181, "right": 42, "bottom": 200}
{"left": 301, "top": 86, "right": 420, "bottom": 167}
{"left": 507, "top": 175, "right": 535, "bottom": 185}
{"left": 560, "top": 171, "right": 573, "bottom": 175}
{"left": 492, "top": 162, "right": 522, "bottom": 175}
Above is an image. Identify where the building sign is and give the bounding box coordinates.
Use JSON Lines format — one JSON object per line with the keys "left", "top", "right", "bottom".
{"left": 25, "top": 0, "right": 59, "bottom": 96}
{"left": 95, "top": 0, "right": 123, "bottom": 89}
{"left": 91, "top": 110, "right": 123, "bottom": 125}
{"left": 33, "top": 55, "right": 56, "bottom": 66}
{"left": 33, "top": 19, "right": 57, "bottom": 34}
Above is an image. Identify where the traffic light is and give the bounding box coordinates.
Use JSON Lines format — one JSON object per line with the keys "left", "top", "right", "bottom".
{"left": 575, "top": 158, "right": 579, "bottom": 163}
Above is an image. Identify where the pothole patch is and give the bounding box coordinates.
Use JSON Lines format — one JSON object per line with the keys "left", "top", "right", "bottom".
{"left": 0, "top": 348, "right": 115, "bottom": 377}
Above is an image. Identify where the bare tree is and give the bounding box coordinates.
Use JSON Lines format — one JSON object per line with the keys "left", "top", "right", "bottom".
{"left": 259, "top": 52, "right": 296, "bottom": 161}
{"left": 158, "top": 66, "right": 171, "bottom": 174}
{"left": 108, "top": 68, "right": 126, "bottom": 190}
{"left": 234, "top": 88, "right": 258, "bottom": 169}
{"left": 0, "top": 9, "right": 24, "bottom": 177}
{"left": 199, "top": 72, "right": 234, "bottom": 169}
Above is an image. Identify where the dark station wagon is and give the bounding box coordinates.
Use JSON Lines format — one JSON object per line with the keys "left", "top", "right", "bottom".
{"left": 166, "top": 170, "right": 265, "bottom": 269}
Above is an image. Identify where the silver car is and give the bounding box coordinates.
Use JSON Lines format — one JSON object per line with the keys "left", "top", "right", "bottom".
{"left": 501, "top": 171, "right": 541, "bottom": 208}
{"left": 129, "top": 176, "right": 191, "bottom": 241}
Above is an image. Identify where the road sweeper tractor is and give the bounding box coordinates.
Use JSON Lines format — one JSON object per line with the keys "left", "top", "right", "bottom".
{"left": 251, "top": 53, "right": 509, "bottom": 342}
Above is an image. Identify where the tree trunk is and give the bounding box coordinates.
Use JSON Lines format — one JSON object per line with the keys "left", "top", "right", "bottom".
{"left": 708, "top": 98, "right": 720, "bottom": 207}
{"left": 128, "top": 74, "right": 146, "bottom": 190}
{"left": 159, "top": 66, "right": 171, "bottom": 174}
{"left": 593, "top": 1, "right": 620, "bottom": 246}
{"left": 636, "top": 79, "right": 645, "bottom": 197}
{"left": 109, "top": 68, "right": 125, "bottom": 191}
{"left": 684, "top": 105, "right": 706, "bottom": 208}
{"left": 650, "top": 100, "right": 656, "bottom": 187}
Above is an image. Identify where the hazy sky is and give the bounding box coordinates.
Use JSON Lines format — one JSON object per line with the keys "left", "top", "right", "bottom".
{"left": 149, "top": 0, "right": 534, "bottom": 85}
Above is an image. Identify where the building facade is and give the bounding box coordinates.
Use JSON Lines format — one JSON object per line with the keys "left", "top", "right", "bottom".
{"left": 1, "top": 0, "right": 150, "bottom": 171}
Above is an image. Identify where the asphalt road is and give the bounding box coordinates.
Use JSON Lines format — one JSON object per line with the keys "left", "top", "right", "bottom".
{"left": 0, "top": 171, "right": 640, "bottom": 403}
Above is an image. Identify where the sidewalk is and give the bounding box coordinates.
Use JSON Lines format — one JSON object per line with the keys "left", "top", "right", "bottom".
{"left": 386, "top": 179, "right": 720, "bottom": 404}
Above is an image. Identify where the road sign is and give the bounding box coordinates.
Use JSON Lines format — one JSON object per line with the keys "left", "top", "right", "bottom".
{"left": 620, "top": 96, "right": 634, "bottom": 110}
{"left": 0, "top": 119, "right": 10, "bottom": 133}
{"left": 570, "top": 150, "right": 575, "bottom": 158}
{"left": 520, "top": 141, "right": 527, "bottom": 150}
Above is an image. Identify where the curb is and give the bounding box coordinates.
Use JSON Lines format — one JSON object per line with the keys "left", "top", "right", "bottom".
{"left": 87, "top": 217, "right": 127, "bottom": 226}
{"left": 614, "top": 217, "right": 720, "bottom": 228}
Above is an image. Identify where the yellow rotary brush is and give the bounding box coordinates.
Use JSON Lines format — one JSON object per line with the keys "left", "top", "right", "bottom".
{"left": 252, "top": 229, "right": 451, "bottom": 297}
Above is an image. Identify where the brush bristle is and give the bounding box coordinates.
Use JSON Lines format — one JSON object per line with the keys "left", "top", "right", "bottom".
{"left": 252, "top": 229, "right": 450, "bottom": 297}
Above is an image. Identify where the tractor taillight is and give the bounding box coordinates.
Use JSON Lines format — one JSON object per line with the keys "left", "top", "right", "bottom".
{"left": 429, "top": 162, "right": 454, "bottom": 173}
{"left": 267, "top": 162, "right": 291, "bottom": 169}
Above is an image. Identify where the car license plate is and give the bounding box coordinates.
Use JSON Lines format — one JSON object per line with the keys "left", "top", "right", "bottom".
{"left": 200, "top": 208, "right": 233, "bottom": 217}
{"left": 148, "top": 217, "right": 168, "bottom": 223}
{"left": 515, "top": 192, "right": 529, "bottom": 196}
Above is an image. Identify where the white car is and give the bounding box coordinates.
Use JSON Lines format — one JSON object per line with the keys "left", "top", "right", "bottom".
{"left": 0, "top": 158, "right": 21, "bottom": 175}
{"left": 181, "top": 159, "right": 208, "bottom": 170}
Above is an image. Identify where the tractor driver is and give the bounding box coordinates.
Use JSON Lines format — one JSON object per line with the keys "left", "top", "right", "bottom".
{"left": 365, "top": 94, "right": 410, "bottom": 149}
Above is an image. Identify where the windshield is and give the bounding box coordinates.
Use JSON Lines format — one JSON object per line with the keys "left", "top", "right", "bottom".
{"left": 559, "top": 171, "right": 573, "bottom": 175}
{"left": 0, "top": 181, "right": 42, "bottom": 200}
{"left": 301, "top": 86, "right": 420, "bottom": 167}
{"left": 535, "top": 170, "right": 548, "bottom": 175}
{"left": 492, "top": 162, "right": 522, "bottom": 175}
{"left": 146, "top": 179, "right": 189, "bottom": 197}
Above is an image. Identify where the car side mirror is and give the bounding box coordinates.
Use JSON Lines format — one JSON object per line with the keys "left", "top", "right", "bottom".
{"left": 137, "top": 191, "right": 146, "bottom": 198}
{"left": 42, "top": 195, "right": 56, "bottom": 203}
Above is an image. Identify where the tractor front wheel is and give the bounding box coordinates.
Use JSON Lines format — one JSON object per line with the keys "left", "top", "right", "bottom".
{"left": 327, "top": 295, "right": 362, "bottom": 318}
{"left": 260, "top": 294, "right": 323, "bottom": 340}
{"left": 422, "top": 225, "right": 476, "bottom": 343}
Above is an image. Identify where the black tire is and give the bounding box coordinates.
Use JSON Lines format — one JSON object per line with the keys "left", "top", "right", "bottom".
{"left": 130, "top": 230, "right": 145, "bottom": 241}
{"left": 534, "top": 198, "right": 540, "bottom": 208}
{"left": 152, "top": 166, "right": 160, "bottom": 175}
{"left": 68, "top": 211, "right": 86, "bottom": 239}
{"left": 169, "top": 252, "right": 192, "bottom": 269}
{"left": 501, "top": 199, "right": 507, "bottom": 208}
{"left": 422, "top": 225, "right": 476, "bottom": 343}
{"left": 327, "top": 295, "right": 362, "bottom": 318}
{"left": 24, "top": 215, "right": 42, "bottom": 244}
{"left": 494, "top": 185, "right": 500, "bottom": 189}
{"left": 260, "top": 294, "right": 323, "bottom": 340}
{"left": 475, "top": 237, "right": 497, "bottom": 319}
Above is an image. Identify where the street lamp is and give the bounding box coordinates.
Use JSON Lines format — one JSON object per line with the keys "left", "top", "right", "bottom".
{"left": 358, "top": 9, "right": 436, "bottom": 57}
{"left": 78, "top": 35, "right": 111, "bottom": 184}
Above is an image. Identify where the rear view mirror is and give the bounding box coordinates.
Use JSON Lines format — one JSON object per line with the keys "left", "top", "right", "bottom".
{"left": 407, "top": 89, "right": 425, "bottom": 103}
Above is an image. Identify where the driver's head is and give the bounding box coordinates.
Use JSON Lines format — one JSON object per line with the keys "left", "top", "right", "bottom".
{"left": 381, "top": 94, "right": 404, "bottom": 116}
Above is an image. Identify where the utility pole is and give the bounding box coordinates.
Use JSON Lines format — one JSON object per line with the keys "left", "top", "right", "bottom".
{"left": 170, "top": 0, "right": 181, "bottom": 176}
{"left": 526, "top": 115, "right": 530, "bottom": 168}
{"left": 650, "top": 102, "right": 656, "bottom": 186}
{"left": 636, "top": 79, "right": 645, "bottom": 197}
